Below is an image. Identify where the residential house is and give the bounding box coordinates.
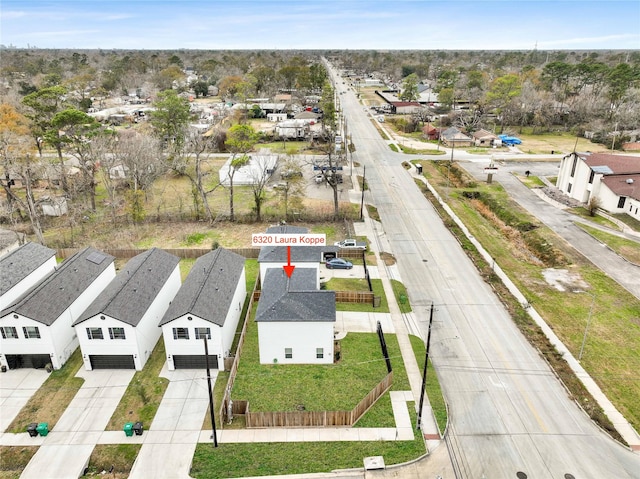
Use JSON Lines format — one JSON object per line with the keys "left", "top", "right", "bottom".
{"left": 267, "top": 113, "right": 287, "bottom": 122}
{"left": 275, "top": 120, "right": 310, "bottom": 140}
{"left": 160, "top": 248, "right": 246, "bottom": 370}
{"left": 40, "top": 196, "right": 68, "bottom": 217}
{"left": 557, "top": 152, "right": 640, "bottom": 220}
{"left": 390, "top": 102, "right": 424, "bottom": 115}
{"left": 218, "top": 154, "right": 278, "bottom": 186}
{"left": 73, "top": 248, "right": 180, "bottom": 370}
{"left": 0, "top": 243, "right": 57, "bottom": 311}
{"left": 440, "top": 127, "right": 473, "bottom": 147}
{"left": 257, "top": 225, "right": 336, "bottom": 288}
{"left": 472, "top": 129, "right": 500, "bottom": 147}
{"left": 255, "top": 267, "right": 335, "bottom": 365}
{"left": 0, "top": 247, "right": 116, "bottom": 370}
{"left": 422, "top": 124, "right": 440, "bottom": 141}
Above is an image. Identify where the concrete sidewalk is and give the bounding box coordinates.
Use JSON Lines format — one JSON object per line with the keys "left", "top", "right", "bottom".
{"left": 19, "top": 369, "right": 134, "bottom": 479}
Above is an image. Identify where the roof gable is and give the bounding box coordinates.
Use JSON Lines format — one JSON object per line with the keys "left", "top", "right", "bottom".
{"left": 0, "top": 242, "right": 56, "bottom": 296}
{"left": 159, "top": 248, "right": 245, "bottom": 327}
{"left": 74, "top": 248, "right": 180, "bottom": 327}
{"left": 0, "top": 247, "right": 115, "bottom": 325}
{"left": 582, "top": 153, "right": 640, "bottom": 175}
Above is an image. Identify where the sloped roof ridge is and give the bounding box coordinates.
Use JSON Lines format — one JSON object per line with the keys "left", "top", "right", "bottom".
{"left": 187, "top": 248, "right": 222, "bottom": 314}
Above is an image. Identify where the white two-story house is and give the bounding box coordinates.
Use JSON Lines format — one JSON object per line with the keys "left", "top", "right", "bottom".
{"left": 73, "top": 248, "right": 181, "bottom": 370}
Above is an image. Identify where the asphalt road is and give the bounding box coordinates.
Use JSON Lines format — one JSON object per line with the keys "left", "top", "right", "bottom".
{"left": 326, "top": 60, "right": 640, "bottom": 479}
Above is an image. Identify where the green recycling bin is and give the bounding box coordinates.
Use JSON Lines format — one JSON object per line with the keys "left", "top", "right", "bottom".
{"left": 36, "top": 422, "right": 49, "bottom": 436}
{"left": 124, "top": 422, "right": 134, "bottom": 437}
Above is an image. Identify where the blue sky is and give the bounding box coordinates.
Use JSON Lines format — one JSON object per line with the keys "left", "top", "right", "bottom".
{"left": 2, "top": 0, "right": 639, "bottom": 50}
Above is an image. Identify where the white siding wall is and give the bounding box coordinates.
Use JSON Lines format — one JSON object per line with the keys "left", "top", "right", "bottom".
{"left": 626, "top": 197, "right": 640, "bottom": 220}
{"left": 77, "top": 316, "right": 138, "bottom": 369}
{"left": 76, "top": 264, "right": 180, "bottom": 370}
{"left": 220, "top": 269, "right": 246, "bottom": 356}
{"left": 0, "top": 256, "right": 57, "bottom": 310}
{"left": 257, "top": 321, "right": 334, "bottom": 365}
{"left": 162, "top": 316, "right": 224, "bottom": 371}
{"left": 0, "top": 316, "right": 59, "bottom": 368}
{"left": 259, "top": 262, "right": 319, "bottom": 289}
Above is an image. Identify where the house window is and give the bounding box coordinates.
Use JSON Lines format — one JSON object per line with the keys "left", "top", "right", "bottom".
{"left": 109, "top": 327, "right": 126, "bottom": 340}
{"left": 316, "top": 348, "right": 324, "bottom": 359}
{"left": 588, "top": 170, "right": 595, "bottom": 184}
{"left": 86, "top": 327, "right": 104, "bottom": 340}
{"left": 570, "top": 156, "right": 577, "bottom": 177}
{"left": 1, "top": 326, "right": 18, "bottom": 339}
{"left": 173, "top": 327, "right": 189, "bottom": 340}
{"left": 567, "top": 183, "right": 572, "bottom": 193}
{"left": 195, "top": 327, "right": 211, "bottom": 340}
{"left": 23, "top": 326, "right": 41, "bottom": 339}
{"left": 285, "top": 348, "right": 292, "bottom": 359}
{"left": 617, "top": 196, "right": 626, "bottom": 209}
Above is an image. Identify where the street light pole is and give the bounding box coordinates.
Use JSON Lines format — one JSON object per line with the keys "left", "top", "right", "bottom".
{"left": 578, "top": 293, "right": 596, "bottom": 361}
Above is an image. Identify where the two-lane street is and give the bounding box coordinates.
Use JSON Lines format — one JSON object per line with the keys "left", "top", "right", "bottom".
{"left": 327, "top": 60, "right": 640, "bottom": 478}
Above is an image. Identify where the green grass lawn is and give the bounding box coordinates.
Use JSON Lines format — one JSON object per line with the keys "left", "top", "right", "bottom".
{"left": 419, "top": 162, "right": 640, "bottom": 434}
{"left": 6, "top": 349, "right": 84, "bottom": 433}
{"left": 391, "top": 279, "right": 412, "bottom": 314}
{"left": 106, "top": 338, "right": 168, "bottom": 430}
{"left": 0, "top": 446, "right": 38, "bottom": 479}
{"left": 80, "top": 444, "right": 141, "bottom": 479}
{"left": 576, "top": 224, "right": 640, "bottom": 265}
{"left": 569, "top": 207, "right": 621, "bottom": 230}
{"left": 322, "top": 278, "right": 389, "bottom": 313}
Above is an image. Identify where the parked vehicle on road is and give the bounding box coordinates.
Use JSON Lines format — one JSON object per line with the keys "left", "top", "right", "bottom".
{"left": 334, "top": 239, "right": 367, "bottom": 250}
{"left": 325, "top": 258, "right": 353, "bottom": 269}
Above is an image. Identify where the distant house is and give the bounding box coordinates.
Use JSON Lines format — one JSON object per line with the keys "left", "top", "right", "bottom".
{"left": 257, "top": 225, "right": 336, "bottom": 288}
{"left": 275, "top": 119, "right": 309, "bottom": 140}
{"left": 472, "top": 129, "right": 500, "bottom": 147}
{"left": 109, "top": 164, "right": 130, "bottom": 180}
{"left": 40, "top": 196, "right": 68, "bottom": 217}
{"left": 293, "top": 111, "right": 321, "bottom": 122}
{"left": 0, "top": 243, "right": 57, "bottom": 311}
{"left": 160, "top": 248, "right": 246, "bottom": 370}
{"left": 255, "top": 267, "right": 335, "bottom": 365}
{"left": 390, "top": 102, "right": 423, "bottom": 115}
{"left": 73, "top": 248, "right": 180, "bottom": 370}
{"left": 440, "top": 127, "right": 473, "bottom": 147}
{"left": 267, "top": 113, "right": 287, "bottom": 122}
{"left": 556, "top": 152, "right": 640, "bottom": 220}
{"left": 422, "top": 124, "right": 439, "bottom": 141}
{"left": 218, "top": 154, "right": 278, "bottom": 186}
{"left": 0, "top": 247, "right": 116, "bottom": 370}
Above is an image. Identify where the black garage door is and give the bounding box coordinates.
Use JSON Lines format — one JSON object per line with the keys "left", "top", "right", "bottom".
{"left": 5, "top": 354, "right": 50, "bottom": 369}
{"left": 173, "top": 355, "right": 217, "bottom": 369}
{"left": 89, "top": 355, "right": 135, "bottom": 369}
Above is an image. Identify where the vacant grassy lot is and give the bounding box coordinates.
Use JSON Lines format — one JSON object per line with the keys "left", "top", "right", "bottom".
{"left": 6, "top": 349, "right": 83, "bottom": 433}
{"left": 416, "top": 161, "right": 640, "bottom": 434}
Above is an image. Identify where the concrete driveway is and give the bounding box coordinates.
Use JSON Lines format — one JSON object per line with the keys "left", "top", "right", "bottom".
{"left": 127, "top": 366, "right": 215, "bottom": 479}
{"left": 20, "top": 369, "right": 134, "bottom": 479}
{"left": 0, "top": 368, "right": 48, "bottom": 432}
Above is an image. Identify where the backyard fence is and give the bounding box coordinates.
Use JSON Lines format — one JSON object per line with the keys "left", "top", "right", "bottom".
{"left": 56, "top": 247, "right": 260, "bottom": 260}
{"left": 242, "top": 371, "right": 393, "bottom": 428}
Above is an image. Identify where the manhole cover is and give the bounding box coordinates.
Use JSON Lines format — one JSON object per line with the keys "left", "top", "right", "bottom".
{"left": 564, "top": 475, "right": 576, "bottom": 479}
{"left": 516, "top": 473, "right": 528, "bottom": 479}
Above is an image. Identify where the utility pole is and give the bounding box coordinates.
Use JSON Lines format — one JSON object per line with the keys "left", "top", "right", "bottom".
{"left": 360, "top": 165, "right": 366, "bottom": 220}
{"left": 204, "top": 337, "right": 218, "bottom": 447}
{"left": 417, "top": 303, "right": 435, "bottom": 430}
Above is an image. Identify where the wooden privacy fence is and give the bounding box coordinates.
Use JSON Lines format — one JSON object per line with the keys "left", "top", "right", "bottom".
{"left": 335, "top": 290, "right": 374, "bottom": 303}
{"left": 56, "top": 247, "right": 260, "bottom": 260}
{"left": 243, "top": 371, "right": 393, "bottom": 428}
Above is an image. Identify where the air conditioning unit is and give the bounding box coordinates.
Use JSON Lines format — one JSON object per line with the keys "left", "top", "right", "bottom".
{"left": 626, "top": 179, "right": 634, "bottom": 184}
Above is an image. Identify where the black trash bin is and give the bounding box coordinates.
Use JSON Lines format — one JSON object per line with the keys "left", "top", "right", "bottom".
{"left": 133, "top": 421, "right": 144, "bottom": 436}
{"left": 27, "top": 423, "right": 38, "bottom": 437}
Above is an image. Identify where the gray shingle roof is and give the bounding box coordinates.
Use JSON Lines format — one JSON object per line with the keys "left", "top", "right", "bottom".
{"left": 159, "top": 248, "right": 245, "bottom": 327}
{"left": 74, "top": 248, "right": 180, "bottom": 327}
{"left": 255, "top": 268, "right": 335, "bottom": 323}
{"left": 258, "top": 245, "right": 328, "bottom": 263}
{"left": 0, "top": 242, "right": 56, "bottom": 296}
{"left": 0, "top": 247, "right": 115, "bottom": 325}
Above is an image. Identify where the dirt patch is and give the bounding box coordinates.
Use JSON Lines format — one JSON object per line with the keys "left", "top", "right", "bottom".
{"left": 380, "top": 252, "right": 396, "bottom": 266}
{"left": 542, "top": 268, "right": 590, "bottom": 292}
